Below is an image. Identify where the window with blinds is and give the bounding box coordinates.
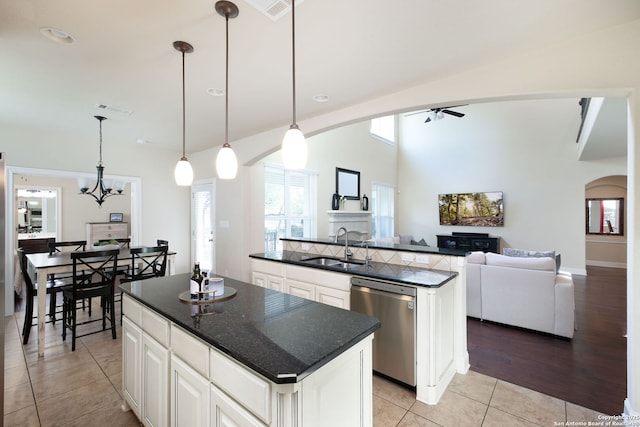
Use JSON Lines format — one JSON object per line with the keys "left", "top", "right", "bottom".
{"left": 265, "top": 164, "right": 317, "bottom": 252}
{"left": 371, "top": 183, "right": 395, "bottom": 240}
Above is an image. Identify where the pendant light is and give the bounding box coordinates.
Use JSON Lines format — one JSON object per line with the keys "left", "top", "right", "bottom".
{"left": 281, "top": 0, "right": 307, "bottom": 170}
{"left": 215, "top": 1, "right": 239, "bottom": 180}
{"left": 173, "top": 41, "right": 194, "bottom": 186}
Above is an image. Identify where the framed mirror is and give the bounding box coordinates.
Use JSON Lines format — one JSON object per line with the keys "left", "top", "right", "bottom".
{"left": 16, "top": 185, "right": 61, "bottom": 238}
{"left": 336, "top": 167, "right": 360, "bottom": 200}
{"left": 586, "top": 198, "right": 624, "bottom": 235}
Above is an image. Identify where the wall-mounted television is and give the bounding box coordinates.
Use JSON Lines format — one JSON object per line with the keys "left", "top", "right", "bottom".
{"left": 438, "top": 191, "right": 504, "bottom": 227}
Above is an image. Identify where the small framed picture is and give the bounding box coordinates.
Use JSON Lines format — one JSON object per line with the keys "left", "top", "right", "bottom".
{"left": 110, "top": 212, "right": 123, "bottom": 222}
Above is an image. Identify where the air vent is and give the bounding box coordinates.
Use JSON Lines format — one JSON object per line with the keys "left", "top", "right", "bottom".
{"left": 95, "top": 103, "right": 133, "bottom": 116}
{"left": 243, "top": 0, "right": 305, "bottom": 21}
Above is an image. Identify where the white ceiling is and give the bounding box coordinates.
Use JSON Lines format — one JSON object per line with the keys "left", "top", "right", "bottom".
{"left": 1, "top": 0, "right": 639, "bottom": 155}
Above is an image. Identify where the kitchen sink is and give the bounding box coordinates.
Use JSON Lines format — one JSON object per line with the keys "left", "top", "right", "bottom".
{"left": 301, "top": 256, "right": 364, "bottom": 269}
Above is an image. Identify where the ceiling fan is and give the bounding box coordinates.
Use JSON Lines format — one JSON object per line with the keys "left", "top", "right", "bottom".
{"left": 406, "top": 106, "right": 466, "bottom": 123}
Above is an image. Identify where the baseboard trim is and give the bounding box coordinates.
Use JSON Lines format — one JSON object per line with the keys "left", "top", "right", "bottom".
{"left": 586, "top": 260, "right": 627, "bottom": 269}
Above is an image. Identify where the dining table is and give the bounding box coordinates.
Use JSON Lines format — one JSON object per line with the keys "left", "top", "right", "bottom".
{"left": 26, "top": 247, "right": 176, "bottom": 357}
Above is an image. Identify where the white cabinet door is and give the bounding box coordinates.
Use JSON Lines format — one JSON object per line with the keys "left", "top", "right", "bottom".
{"left": 142, "top": 334, "right": 169, "bottom": 427}
{"left": 286, "top": 279, "right": 315, "bottom": 301}
{"left": 171, "top": 355, "right": 210, "bottom": 427}
{"left": 123, "top": 316, "right": 142, "bottom": 418}
{"left": 265, "top": 275, "right": 284, "bottom": 292}
{"left": 316, "top": 286, "right": 350, "bottom": 309}
{"left": 251, "top": 272, "right": 267, "bottom": 288}
{"left": 210, "top": 385, "right": 266, "bottom": 427}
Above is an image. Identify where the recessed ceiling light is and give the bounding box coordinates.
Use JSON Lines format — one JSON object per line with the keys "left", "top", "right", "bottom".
{"left": 136, "top": 138, "right": 151, "bottom": 145}
{"left": 207, "top": 88, "right": 224, "bottom": 97}
{"left": 40, "top": 27, "right": 76, "bottom": 45}
{"left": 312, "top": 94, "right": 329, "bottom": 103}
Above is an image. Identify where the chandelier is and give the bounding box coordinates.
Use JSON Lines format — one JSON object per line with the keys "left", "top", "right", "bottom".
{"left": 79, "top": 115, "right": 124, "bottom": 206}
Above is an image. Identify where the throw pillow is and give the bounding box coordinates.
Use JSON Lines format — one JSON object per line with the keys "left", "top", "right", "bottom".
{"left": 410, "top": 238, "right": 429, "bottom": 246}
{"left": 502, "top": 248, "right": 561, "bottom": 273}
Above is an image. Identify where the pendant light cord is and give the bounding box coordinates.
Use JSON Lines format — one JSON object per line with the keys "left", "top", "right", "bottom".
{"left": 97, "top": 116, "right": 104, "bottom": 166}
{"left": 224, "top": 12, "right": 230, "bottom": 146}
{"left": 181, "top": 49, "right": 187, "bottom": 159}
{"left": 291, "top": 0, "right": 297, "bottom": 126}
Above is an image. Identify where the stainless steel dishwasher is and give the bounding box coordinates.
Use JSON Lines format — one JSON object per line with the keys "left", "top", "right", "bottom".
{"left": 350, "top": 276, "right": 416, "bottom": 387}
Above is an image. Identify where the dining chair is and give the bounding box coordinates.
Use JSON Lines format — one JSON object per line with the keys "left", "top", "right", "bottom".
{"left": 97, "top": 238, "right": 130, "bottom": 249}
{"left": 123, "top": 245, "right": 169, "bottom": 281}
{"left": 46, "top": 240, "right": 88, "bottom": 322}
{"left": 157, "top": 239, "right": 169, "bottom": 247}
{"left": 16, "top": 248, "right": 65, "bottom": 344}
{"left": 62, "top": 249, "right": 119, "bottom": 351}
{"left": 117, "top": 245, "right": 168, "bottom": 324}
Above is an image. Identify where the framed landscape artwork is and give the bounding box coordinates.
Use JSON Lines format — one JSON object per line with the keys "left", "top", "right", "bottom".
{"left": 438, "top": 191, "right": 504, "bottom": 227}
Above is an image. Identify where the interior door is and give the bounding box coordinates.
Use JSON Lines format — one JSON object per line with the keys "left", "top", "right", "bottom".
{"left": 191, "top": 181, "right": 216, "bottom": 275}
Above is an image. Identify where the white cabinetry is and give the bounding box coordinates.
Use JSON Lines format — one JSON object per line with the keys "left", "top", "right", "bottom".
{"left": 171, "top": 355, "right": 210, "bottom": 427}
{"left": 142, "top": 334, "right": 169, "bottom": 427}
{"left": 286, "top": 279, "right": 315, "bottom": 300}
{"left": 86, "top": 221, "right": 128, "bottom": 244}
{"left": 251, "top": 258, "right": 350, "bottom": 309}
{"left": 122, "top": 293, "right": 374, "bottom": 427}
{"left": 122, "top": 297, "right": 170, "bottom": 427}
{"left": 122, "top": 316, "right": 142, "bottom": 417}
{"left": 250, "top": 259, "right": 284, "bottom": 292}
{"left": 285, "top": 265, "right": 351, "bottom": 309}
{"left": 211, "top": 385, "right": 266, "bottom": 427}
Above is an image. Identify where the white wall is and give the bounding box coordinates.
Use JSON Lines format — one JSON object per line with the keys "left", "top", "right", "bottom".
{"left": 1, "top": 122, "right": 192, "bottom": 278}
{"left": 397, "top": 99, "right": 626, "bottom": 274}
{"left": 15, "top": 174, "right": 132, "bottom": 241}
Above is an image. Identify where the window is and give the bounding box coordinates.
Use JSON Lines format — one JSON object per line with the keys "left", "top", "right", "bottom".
{"left": 370, "top": 115, "right": 396, "bottom": 144}
{"left": 371, "top": 183, "right": 395, "bottom": 240}
{"left": 265, "top": 164, "right": 317, "bottom": 252}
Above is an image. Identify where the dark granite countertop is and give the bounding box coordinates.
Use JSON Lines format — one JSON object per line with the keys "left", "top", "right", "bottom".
{"left": 250, "top": 250, "right": 458, "bottom": 288}
{"left": 119, "top": 274, "right": 380, "bottom": 384}
{"left": 281, "top": 237, "right": 468, "bottom": 257}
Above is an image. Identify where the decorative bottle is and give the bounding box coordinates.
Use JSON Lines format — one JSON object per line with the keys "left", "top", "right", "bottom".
{"left": 361, "top": 194, "right": 369, "bottom": 211}
{"left": 189, "top": 262, "right": 202, "bottom": 299}
{"left": 332, "top": 193, "right": 340, "bottom": 210}
{"left": 202, "top": 271, "right": 209, "bottom": 299}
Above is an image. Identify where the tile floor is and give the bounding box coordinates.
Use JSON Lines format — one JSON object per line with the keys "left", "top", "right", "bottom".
{"left": 4, "top": 306, "right": 608, "bottom": 427}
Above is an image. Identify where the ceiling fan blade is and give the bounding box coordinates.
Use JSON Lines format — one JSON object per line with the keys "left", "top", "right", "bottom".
{"left": 404, "top": 110, "right": 428, "bottom": 117}
{"left": 442, "top": 109, "right": 465, "bottom": 118}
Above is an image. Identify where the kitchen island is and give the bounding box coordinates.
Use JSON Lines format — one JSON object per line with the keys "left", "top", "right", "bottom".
{"left": 251, "top": 238, "right": 470, "bottom": 406}
{"left": 119, "top": 273, "right": 380, "bottom": 427}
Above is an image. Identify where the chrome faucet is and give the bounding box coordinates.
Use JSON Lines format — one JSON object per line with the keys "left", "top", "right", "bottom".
{"left": 335, "top": 227, "right": 352, "bottom": 260}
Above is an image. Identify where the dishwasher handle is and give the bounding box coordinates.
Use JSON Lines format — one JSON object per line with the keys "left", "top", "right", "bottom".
{"left": 351, "top": 276, "right": 417, "bottom": 297}
{"left": 351, "top": 284, "right": 415, "bottom": 303}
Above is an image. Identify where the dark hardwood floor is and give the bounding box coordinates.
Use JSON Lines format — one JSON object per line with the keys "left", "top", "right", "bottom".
{"left": 467, "top": 266, "right": 627, "bottom": 416}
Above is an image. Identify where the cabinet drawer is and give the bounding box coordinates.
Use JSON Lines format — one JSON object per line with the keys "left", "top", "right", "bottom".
{"left": 122, "top": 294, "right": 142, "bottom": 325}
{"left": 286, "top": 264, "right": 350, "bottom": 291}
{"left": 171, "top": 325, "right": 209, "bottom": 378}
{"left": 210, "top": 348, "right": 271, "bottom": 424}
{"left": 141, "top": 306, "right": 170, "bottom": 347}
{"left": 251, "top": 259, "right": 285, "bottom": 277}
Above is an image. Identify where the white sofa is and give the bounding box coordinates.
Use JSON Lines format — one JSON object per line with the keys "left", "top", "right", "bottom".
{"left": 466, "top": 251, "right": 575, "bottom": 338}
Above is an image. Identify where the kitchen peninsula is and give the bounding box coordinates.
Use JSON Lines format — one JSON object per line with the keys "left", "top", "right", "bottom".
{"left": 119, "top": 273, "right": 380, "bottom": 427}
{"left": 250, "top": 237, "right": 470, "bottom": 406}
